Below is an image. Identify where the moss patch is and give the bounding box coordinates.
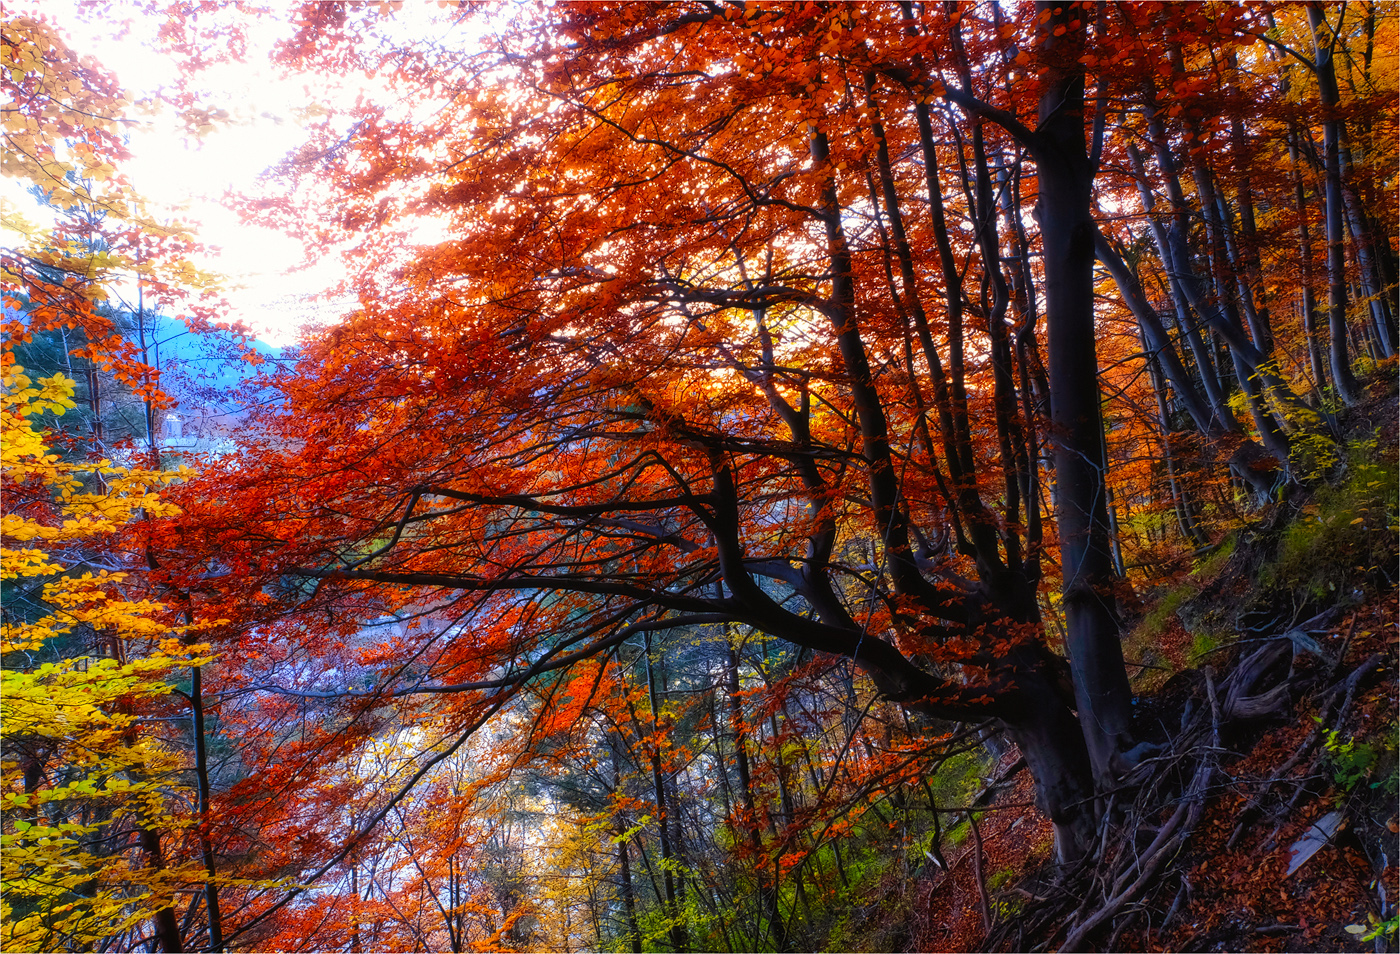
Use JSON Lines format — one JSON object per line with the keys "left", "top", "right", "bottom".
{"left": 1192, "top": 531, "right": 1237, "bottom": 580}
{"left": 1264, "top": 439, "right": 1399, "bottom": 602}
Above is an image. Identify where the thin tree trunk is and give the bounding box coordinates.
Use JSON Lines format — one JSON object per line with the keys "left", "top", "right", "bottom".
{"left": 1231, "top": 350, "right": 1292, "bottom": 471}
{"left": 1288, "top": 127, "right": 1329, "bottom": 395}
{"left": 611, "top": 741, "right": 642, "bottom": 954}
{"left": 182, "top": 664, "right": 225, "bottom": 952}
{"left": 1132, "top": 130, "right": 1319, "bottom": 432}
{"left": 1308, "top": 1, "right": 1363, "bottom": 405}
{"left": 1339, "top": 139, "right": 1395, "bottom": 356}
{"left": 1227, "top": 67, "right": 1275, "bottom": 356}
{"left": 1183, "top": 119, "right": 1293, "bottom": 454}
{"left": 725, "top": 645, "right": 790, "bottom": 953}
{"left": 1141, "top": 328, "right": 1208, "bottom": 547}
{"left": 1094, "top": 232, "right": 1220, "bottom": 437}
{"left": 1125, "top": 142, "right": 1233, "bottom": 431}
{"left": 643, "top": 635, "right": 686, "bottom": 953}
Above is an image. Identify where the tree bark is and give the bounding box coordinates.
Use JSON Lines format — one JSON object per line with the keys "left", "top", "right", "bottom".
{"left": 1338, "top": 138, "right": 1395, "bottom": 357}
{"left": 611, "top": 741, "right": 643, "bottom": 954}
{"left": 897, "top": 0, "right": 1128, "bottom": 856}
{"left": 642, "top": 635, "right": 687, "bottom": 953}
{"left": 1308, "top": 1, "right": 1363, "bottom": 405}
{"left": 1140, "top": 326, "right": 1209, "bottom": 547}
{"left": 190, "top": 665, "right": 224, "bottom": 952}
{"left": 724, "top": 645, "right": 790, "bottom": 952}
{"left": 140, "top": 827, "right": 184, "bottom": 953}
{"left": 1030, "top": 1, "right": 1134, "bottom": 792}
{"left": 1094, "top": 232, "right": 1220, "bottom": 438}
{"left": 1226, "top": 65, "right": 1275, "bottom": 357}
{"left": 1288, "top": 127, "right": 1330, "bottom": 395}
{"left": 1125, "top": 142, "right": 1234, "bottom": 433}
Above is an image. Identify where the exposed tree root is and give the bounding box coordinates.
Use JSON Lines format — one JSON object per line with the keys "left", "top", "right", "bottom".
{"left": 983, "top": 629, "right": 1389, "bottom": 953}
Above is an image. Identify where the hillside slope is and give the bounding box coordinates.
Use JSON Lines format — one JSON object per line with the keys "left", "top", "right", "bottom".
{"left": 912, "top": 381, "right": 1399, "bottom": 953}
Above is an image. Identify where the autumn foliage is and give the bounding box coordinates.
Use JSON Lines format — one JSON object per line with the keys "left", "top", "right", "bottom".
{"left": 3, "top": 2, "right": 1397, "bottom": 952}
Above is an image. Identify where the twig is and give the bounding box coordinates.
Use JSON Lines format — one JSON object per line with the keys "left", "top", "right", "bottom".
{"left": 1227, "top": 651, "right": 1381, "bottom": 849}
{"left": 969, "top": 810, "right": 993, "bottom": 937}
{"left": 1161, "top": 874, "right": 1189, "bottom": 929}
{"left": 1260, "top": 653, "right": 1382, "bottom": 851}
{"left": 1106, "top": 905, "right": 1143, "bottom": 950}
{"left": 1058, "top": 671, "right": 1220, "bottom": 952}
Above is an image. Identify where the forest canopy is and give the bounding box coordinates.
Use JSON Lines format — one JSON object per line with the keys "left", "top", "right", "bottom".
{"left": 2, "top": 2, "right": 1397, "bottom": 952}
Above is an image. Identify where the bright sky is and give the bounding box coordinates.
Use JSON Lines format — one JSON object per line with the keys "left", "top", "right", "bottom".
{"left": 4, "top": 2, "right": 356, "bottom": 345}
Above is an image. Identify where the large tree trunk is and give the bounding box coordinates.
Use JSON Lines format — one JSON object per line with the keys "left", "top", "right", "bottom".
{"left": 1032, "top": 2, "right": 1134, "bottom": 792}
{"left": 999, "top": 664, "right": 1098, "bottom": 861}
{"left": 887, "top": 1, "right": 1132, "bottom": 859}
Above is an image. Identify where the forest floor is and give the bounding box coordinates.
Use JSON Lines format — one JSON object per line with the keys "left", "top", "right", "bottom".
{"left": 909, "top": 376, "right": 1399, "bottom": 953}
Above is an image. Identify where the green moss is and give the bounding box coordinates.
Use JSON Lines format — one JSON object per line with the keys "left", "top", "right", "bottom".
{"left": 986, "top": 866, "right": 1015, "bottom": 891}
{"left": 1190, "top": 631, "right": 1224, "bottom": 662}
{"left": 1265, "top": 439, "right": 1399, "bottom": 600}
{"left": 1192, "top": 532, "right": 1237, "bottom": 580}
{"left": 941, "top": 810, "right": 988, "bottom": 850}
{"left": 927, "top": 750, "right": 992, "bottom": 807}
{"left": 1140, "top": 584, "right": 1194, "bottom": 637}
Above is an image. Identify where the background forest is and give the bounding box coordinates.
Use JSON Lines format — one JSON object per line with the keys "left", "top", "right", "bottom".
{"left": 2, "top": 2, "right": 1396, "bottom": 952}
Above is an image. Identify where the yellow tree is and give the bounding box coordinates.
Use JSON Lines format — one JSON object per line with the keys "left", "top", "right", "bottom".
{"left": 3, "top": 12, "right": 229, "bottom": 951}
{"left": 1, "top": 354, "right": 216, "bottom": 952}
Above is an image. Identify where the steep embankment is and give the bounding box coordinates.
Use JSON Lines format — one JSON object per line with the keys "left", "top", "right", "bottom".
{"left": 913, "top": 380, "right": 1398, "bottom": 953}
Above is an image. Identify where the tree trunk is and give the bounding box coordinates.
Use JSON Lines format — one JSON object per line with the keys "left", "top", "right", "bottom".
{"left": 1125, "top": 142, "right": 1233, "bottom": 432}
{"left": 1094, "top": 231, "right": 1220, "bottom": 437}
{"left": 1338, "top": 139, "right": 1395, "bottom": 356}
{"left": 1133, "top": 124, "right": 1320, "bottom": 435}
{"left": 1031, "top": 2, "right": 1134, "bottom": 792}
{"left": 611, "top": 741, "right": 642, "bottom": 954}
{"left": 902, "top": 0, "right": 1131, "bottom": 858}
{"left": 998, "top": 662, "right": 1098, "bottom": 860}
{"left": 1140, "top": 327, "right": 1209, "bottom": 547}
{"left": 1227, "top": 70, "right": 1275, "bottom": 356}
{"left": 643, "top": 635, "right": 686, "bottom": 953}
{"left": 1308, "top": 1, "right": 1363, "bottom": 405}
{"left": 1288, "top": 126, "right": 1329, "bottom": 395}
{"left": 724, "top": 645, "right": 790, "bottom": 952}
{"left": 140, "top": 827, "right": 184, "bottom": 952}
{"left": 190, "top": 665, "right": 224, "bottom": 952}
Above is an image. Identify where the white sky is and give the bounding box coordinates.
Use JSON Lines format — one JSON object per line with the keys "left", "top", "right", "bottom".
{"left": 4, "top": 2, "right": 360, "bottom": 345}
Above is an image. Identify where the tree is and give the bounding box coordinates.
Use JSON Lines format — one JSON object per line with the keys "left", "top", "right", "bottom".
{"left": 0, "top": 354, "right": 217, "bottom": 952}
{"left": 168, "top": 1, "right": 1111, "bottom": 860}
{"left": 3, "top": 13, "right": 246, "bottom": 951}
{"left": 127, "top": 1, "right": 1394, "bottom": 945}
